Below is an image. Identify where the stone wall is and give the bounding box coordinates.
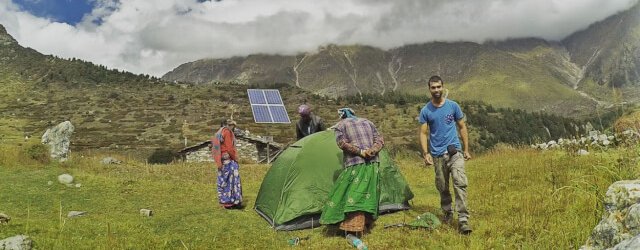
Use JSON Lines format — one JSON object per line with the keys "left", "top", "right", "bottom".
{"left": 236, "top": 138, "right": 260, "bottom": 162}
{"left": 183, "top": 137, "right": 281, "bottom": 163}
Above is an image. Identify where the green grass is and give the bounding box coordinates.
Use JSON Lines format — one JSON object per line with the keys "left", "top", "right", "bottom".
{"left": 1, "top": 144, "right": 638, "bottom": 249}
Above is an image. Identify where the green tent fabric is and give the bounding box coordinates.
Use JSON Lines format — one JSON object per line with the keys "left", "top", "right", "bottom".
{"left": 254, "top": 130, "right": 414, "bottom": 230}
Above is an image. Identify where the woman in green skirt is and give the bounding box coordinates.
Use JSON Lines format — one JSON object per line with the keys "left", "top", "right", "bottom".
{"left": 320, "top": 108, "right": 384, "bottom": 234}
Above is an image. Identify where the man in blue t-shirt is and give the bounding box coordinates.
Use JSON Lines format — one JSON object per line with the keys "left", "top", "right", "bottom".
{"left": 419, "top": 75, "right": 472, "bottom": 235}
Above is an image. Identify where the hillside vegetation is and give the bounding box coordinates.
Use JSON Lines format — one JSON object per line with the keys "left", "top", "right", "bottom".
{"left": 0, "top": 22, "right": 630, "bottom": 153}
{"left": 0, "top": 141, "right": 638, "bottom": 249}
{"left": 3, "top": 77, "right": 622, "bottom": 155}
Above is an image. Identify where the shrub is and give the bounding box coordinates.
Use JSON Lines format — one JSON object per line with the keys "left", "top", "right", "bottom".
{"left": 24, "top": 143, "right": 50, "bottom": 164}
{"left": 147, "top": 148, "right": 175, "bottom": 164}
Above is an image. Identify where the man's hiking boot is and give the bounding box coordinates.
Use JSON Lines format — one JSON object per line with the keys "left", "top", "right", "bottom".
{"left": 443, "top": 213, "right": 453, "bottom": 225}
{"left": 459, "top": 221, "right": 472, "bottom": 235}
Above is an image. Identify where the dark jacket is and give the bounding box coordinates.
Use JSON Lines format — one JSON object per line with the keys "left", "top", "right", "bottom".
{"left": 296, "top": 114, "right": 325, "bottom": 140}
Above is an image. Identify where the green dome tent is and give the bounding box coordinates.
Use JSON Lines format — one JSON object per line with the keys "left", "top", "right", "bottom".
{"left": 255, "top": 130, "right": 414, "bottom": 231}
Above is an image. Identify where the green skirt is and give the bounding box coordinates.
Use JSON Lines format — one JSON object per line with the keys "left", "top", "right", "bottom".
{"left": 320, "top": 162, "right": 380, "bottom": 225}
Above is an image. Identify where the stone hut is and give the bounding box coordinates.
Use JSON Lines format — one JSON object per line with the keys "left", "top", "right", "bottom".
{"left": 177, "top": 130, "right": 285, "bottom": 163}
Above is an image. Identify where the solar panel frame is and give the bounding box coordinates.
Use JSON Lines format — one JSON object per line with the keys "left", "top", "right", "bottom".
{"left": 247, "top": 89, "right": 291, "bottom": 124}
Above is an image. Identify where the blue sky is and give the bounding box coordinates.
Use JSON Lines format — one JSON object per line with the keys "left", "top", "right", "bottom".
{"left": 0, "top": 0, "right": 637, "bottom": 76}
{"left": 11, "top": 0, "right": 215, "bottom": 25}
{"left": 13, "top": 0, "right": 95, "bottom": 24}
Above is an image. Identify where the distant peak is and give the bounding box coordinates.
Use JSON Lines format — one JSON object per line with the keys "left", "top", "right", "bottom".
{"left": 0, "top": 24, "right": 18, "bottom": 45}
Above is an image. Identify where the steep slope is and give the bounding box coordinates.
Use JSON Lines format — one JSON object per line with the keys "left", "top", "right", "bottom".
{"left": 0, "top": 24, "right": 187, "bottom": 149}
{"left": 0, "top": 26, "right": 159, "bottom": 88}
{"left": 563, "top": 3, "right": 640, "bottom": 100}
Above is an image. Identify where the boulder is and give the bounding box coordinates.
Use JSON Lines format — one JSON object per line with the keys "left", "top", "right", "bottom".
{"left": 625, "top": 204, "right": 640, "bottom": 235}
{"left": 612, "top": 234, "right": 640, "bottom": 249}
{"left": 0, "top": 235, "right": 32, "bottom": 250}
{"left": 581, "top": 180, "right": 640, "bottom": 249}
{"left": 41, "top": 121, "right": 74, "bottom": 161}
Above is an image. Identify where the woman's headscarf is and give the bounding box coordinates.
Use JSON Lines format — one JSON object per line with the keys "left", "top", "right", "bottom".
{"left": 337, "top": 107, "right": 357, "bottom": 119}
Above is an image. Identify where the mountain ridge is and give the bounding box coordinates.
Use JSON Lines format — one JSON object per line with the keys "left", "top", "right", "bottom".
{"left": 163, "top": 3, "right": 640, "bottom": 117}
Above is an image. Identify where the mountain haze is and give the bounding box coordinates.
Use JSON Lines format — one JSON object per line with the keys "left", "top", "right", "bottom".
{"left": 163, "top": 3, "right": 640, "bottom": 117}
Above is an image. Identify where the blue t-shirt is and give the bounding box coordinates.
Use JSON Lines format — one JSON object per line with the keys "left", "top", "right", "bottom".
{"left": 419, "top": 99, "right": 464, "bottom": 156}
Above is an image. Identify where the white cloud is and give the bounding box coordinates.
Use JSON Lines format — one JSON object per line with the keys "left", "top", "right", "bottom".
{"left": 0, "top": 0, "right": 637, "bottom": 76}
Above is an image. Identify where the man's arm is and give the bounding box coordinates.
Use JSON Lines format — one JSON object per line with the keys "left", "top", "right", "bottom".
{"left": 456, "top": 119, "right": 471, "bottom": 160}
{"left": 419, "top": 123, "right": 433, "bottom": 165}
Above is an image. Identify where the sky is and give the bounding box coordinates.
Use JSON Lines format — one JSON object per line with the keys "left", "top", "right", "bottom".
{"left": 0, "top": 0, "right": 638, "bottom": 77}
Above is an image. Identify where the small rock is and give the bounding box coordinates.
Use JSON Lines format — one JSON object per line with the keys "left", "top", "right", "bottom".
{"left": 0, "top": 213, "right": 10, "bottom": 224}
{"left": 57, "top": 174, "right": 73, "bottom": 185}
{"left": 67, "top": 211, "right": 86, "bottom": 218}
{"left": 577, "top": 149, "right": 589, "bottom": 156}
{"left": 75, "top": 183, "right": 81, "bottom": 188}
{"left": 0, "top": 235, "right": 32, "bottom": 250}
{"left": 140, "top": 209, "right": 153, "bottom": 217}
{"left": 47, "top": 181, "right": 53, "bottom": 186}
{"left": 101, "top": 157, "right": 122, "bottom": 165}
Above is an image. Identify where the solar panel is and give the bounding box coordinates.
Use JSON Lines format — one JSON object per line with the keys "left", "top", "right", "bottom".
{"left": 251, "top": 105, "right": 271, "bottom": 123}
{"left": 269, "top": 106, "right": 290, "bottom": 123}
{"left": 248, "top": 89, "right": 267, "bottom": 104}
{"left": 264, "top": 90, "right": 283, "bottom": 104}
{"left": 247, "top": 89, "right": 291, "bottom": 123}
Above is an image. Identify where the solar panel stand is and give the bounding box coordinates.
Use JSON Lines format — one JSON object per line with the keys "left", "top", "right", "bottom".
{"left": 264, "top": 135, "right": 273, "bottom": 163}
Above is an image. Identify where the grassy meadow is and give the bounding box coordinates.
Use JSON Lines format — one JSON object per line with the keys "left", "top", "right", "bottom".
{"left": 1, "top": 142, "right": 638, "bottom": 249}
